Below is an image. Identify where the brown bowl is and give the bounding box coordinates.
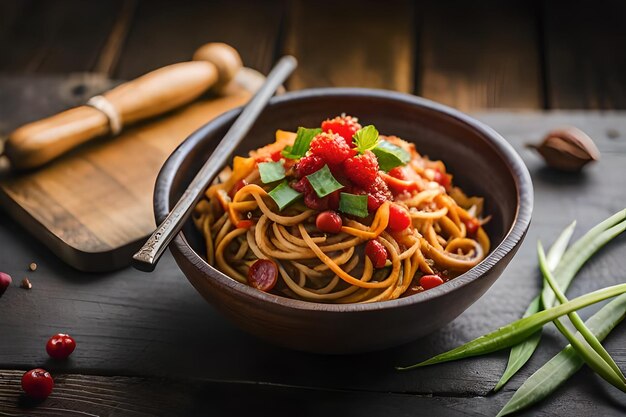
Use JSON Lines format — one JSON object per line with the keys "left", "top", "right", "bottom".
{"left": 154, "top": 88, "right": 533, "bottom": 354}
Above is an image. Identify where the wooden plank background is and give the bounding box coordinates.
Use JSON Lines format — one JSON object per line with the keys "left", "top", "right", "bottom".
{"left": 1, "top": 0, "right": 626, "bottom": 111}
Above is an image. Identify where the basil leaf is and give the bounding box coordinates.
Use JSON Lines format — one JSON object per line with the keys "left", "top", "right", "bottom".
{"left": 268, "top": 181, "right": 302, "bottom": 210}
{"left": 353, "top": 125, "right": 379, "bottom": 153}
{"left": 282, "top": 127, "right": 322, "bottom": 159}
{"left": 306, "top": 164, "right": 344, "bottom": 198}
{"left": 339, "top": 193, "right": 369, "bottom": 217}
{"left": 372, "top": 141, "right": 411, "bottom": 171}
{"left": 258, "top": 161, "right": 285, "bottom": 184}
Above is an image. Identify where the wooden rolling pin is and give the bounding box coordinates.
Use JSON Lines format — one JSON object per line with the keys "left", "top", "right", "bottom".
{"left": 4, "top": 42, "right": 243, "bottom": 170}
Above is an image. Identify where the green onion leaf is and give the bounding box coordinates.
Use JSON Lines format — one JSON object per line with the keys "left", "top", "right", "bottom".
{"left": 268, "top": 181, "right": 302, "bottom": 211}
{"left": 282, "top": 127, "right": 322, "bottom": 159}
{"left": 497, "top": 294, "right": 626, "bottom": 417}
{"left": 353, "top": 125, "right": 379, "bottom": 154}
{"left": 494, "top": 210, "right": 626, "bottom": 391}
{"left": 306, "top": 164, "right": 344, "bottom": 198}
{"left": 372, "top": 140, "right": 411, "bottom": 171}
{"left": 395, "top": 282, "right": 626, "bottom": 370}
{"left": 494, "top": 221, "right": 577, "bottom": 392}
{"left": 258, "top": 161, "right": 285, "bottom": 184}
{"left": 339, "top": 193, "right": 369, "bottom": 218}
{"left": 538, "top": 242, "right": 626, "bottom": 391}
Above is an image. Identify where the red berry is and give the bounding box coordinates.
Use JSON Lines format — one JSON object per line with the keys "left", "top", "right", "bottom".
{"left": 295, "top": 155, "right": 326, "bottom": 178}
{"left": 388, "top": 166, "right": 407, "bottom": 180}
{"left": 321, "top": 115, "right": 362, "bottom": 146}
{"left": 21, "top": 368, "right": 54, "bottom": 400}
{"left": 464, "top": 217, "right": 481, "bottom": 235}
{"left": 247, "top": 259, "right": 278, "bottom": 292}
{"left": 419, "top": 274, "right": 444, "bottom": 290}
{"left": 365, "top": 177, "right": 392, "bottom": 211}
{"left": 0, "top": 272, "right": 11, "bottom": 297}
{"left": 365, "top": 240, "right": 388, "bottom": 268}
{"left": 433, "top": 169, "right": 451, "bottom": 189}
{"left": 343, "top": 150, "right": 379, "bottom": 188}
{"left": 387, "top": 204, "right": 411, "bottom": 232}
{"left": 46, "top": 333, "right": 76, "bottom": 360}
{"left": 316, "top": 211, "right": 343, "bottom": 234}
{"left": 270, "top": 150, "right": 283, "bottom": 162}
{"left": 309, "top": 132, "right": 355, "bottom": 165}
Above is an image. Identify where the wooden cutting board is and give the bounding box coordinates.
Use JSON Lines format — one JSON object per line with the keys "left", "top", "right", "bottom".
{"left": 0, "top": 68, "right": 264, "bottom": 272}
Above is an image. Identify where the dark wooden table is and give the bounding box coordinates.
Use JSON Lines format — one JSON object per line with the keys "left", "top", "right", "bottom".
{"left": 2, "top": 1, "right": 626, "bottom": 416}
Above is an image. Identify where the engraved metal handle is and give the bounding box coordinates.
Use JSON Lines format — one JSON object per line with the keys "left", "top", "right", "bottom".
{"left": 132, "top": 56, "right": 298, "bottom": 272}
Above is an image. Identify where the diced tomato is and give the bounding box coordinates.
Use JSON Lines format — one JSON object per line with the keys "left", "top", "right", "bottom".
{"left": 433, "top": 169, "right": 451, "bottom": 189}
{"left": 236, "top": 219, "right": 254, "bottom": 229}
{"left": 365, "top": 240, "right": 388, "bottom": 268}
{"left": 464, "top": 217, "right": 481, "bottom": 235}
{"left": 419, "top": 274, "right": 444, "bottom": 290}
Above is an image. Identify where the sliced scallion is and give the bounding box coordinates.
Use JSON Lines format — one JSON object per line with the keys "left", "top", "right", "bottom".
{"left": 339, "top": 193, "right": 369, "bottom": 218}
{"left": 258, "top": 161, "right": 285, "bottom": 184}
{"left": 268, "top": 181, "right": 302, "bottom": 211}
{"left": 306, "top": 164, "right": 343, "bottom": 198}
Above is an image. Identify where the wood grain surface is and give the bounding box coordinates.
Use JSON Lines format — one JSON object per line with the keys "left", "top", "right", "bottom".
{"left": 418, "top": 0, "right": 543, "bottom": 110}
{"left": 1, "top": 111, "right": 625, "bottom": 416}
{"left": 283, "top": 0, "right": 415, "bottom": 92}
{"left": 0, "top": 71, "right": 260, "bottom": 271}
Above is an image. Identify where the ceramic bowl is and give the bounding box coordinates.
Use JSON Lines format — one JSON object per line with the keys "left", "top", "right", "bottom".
{"left": 154, "top": 88, "right": 533, "bottom": 354}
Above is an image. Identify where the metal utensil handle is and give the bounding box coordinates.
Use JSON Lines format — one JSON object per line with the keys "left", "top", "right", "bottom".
{"left": 132, "top": 56, "right": 298, "bottom": 272}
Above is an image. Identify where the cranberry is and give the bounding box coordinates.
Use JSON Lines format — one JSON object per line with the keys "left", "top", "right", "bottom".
{"left": 388, "top": 166, "right": 407, "bottom": 180}
{"left": 46, "top": 333, "right": 76, "bottom": 360}
{"left": 365, "top": 240, "right": 388, "bottom": 268}
{"left": 248, "top": 259, "right": 278, "bottom": 292}
{"left": 419, "top": 274, "right": 444, "bottom": 290}
{"left": 21, "top": 368, "right": 54, "bottom": 400}
{"left": 387, "top": 204, "right": 411, "bottom": 232}
{"left": 316, "top": 211, "right": 343, "bottom": 234}
{"left": 0, "top": 272, "right": 11, "bottom": 297}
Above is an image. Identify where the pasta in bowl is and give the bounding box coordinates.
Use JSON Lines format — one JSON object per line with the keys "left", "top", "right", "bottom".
{"left": 193, "top": 116, "right": 491, "bottom": 303}
{"left": 154, "top": 88, "right": 532, "bottom": 353}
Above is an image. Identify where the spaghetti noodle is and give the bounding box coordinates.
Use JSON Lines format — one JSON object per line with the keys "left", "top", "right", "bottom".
{"left": 193, "top": 115, "right": 490, "bottom": 303}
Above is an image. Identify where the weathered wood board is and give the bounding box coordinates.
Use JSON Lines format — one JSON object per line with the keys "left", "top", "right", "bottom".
{"left": 0, "top": 70, "right": 263, "bottom": 271}
{"left": 0, "top": 111, "right": 625, "bottom": 416}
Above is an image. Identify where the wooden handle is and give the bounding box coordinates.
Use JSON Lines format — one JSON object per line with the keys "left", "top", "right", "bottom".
{"left": 5, "top": 43, "right": 242, "bottom": 170}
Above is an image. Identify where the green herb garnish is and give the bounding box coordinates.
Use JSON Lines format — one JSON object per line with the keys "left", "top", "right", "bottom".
{"left": 372, "top": 140, "right": 411, "bottom": 171}
{"left": 353, "top": 125, "right": 379, "bottom": 154}
{"left": 282, "top": 127, "right": 322, "bottom": 159}
{"left": 306, "top": 165, "right": 344, "bottom": 198}
{"left": 339, "top": 193, "right": 368, "bottom": 218}
{"left": 268, "top": 181, "right": 302, "bottom": 210}
{"left": 258, "top": 161, "right": 285, "bottom": 184}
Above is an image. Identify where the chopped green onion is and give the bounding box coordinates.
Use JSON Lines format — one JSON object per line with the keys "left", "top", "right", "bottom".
{"left": 258, "top": 161, "right": 285, "bottom": 184}
{"left": 395, "top": 282, "right": 626, "bottom": 370}
{"left": 306, "top": 164, "right": 344, "bottom": 198}
{"left": 281, "top": 127, "right": 322, "bottom": 159}
{"left": 497, "top": 294, "right": 626, "bottom": 416}
{"left": 268, "top": 181, "right": 302, "bottom": 211}
{"left": 538, "top": 242, "right": 626, "bottom": 391}
{"left": 339, "top": 193, "right": 369, "bottom": 218}
{"left": 353, "top": 125, "right": 379, "bottom": 153}
{"left": 372, "top": 140, "right": 411, "bottom": 171}
{"left": 494, "top": 221, "right": 576, "bottom": 391}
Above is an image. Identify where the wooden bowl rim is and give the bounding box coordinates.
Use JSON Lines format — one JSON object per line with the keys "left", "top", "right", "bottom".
{"left": 154, "top": 87, "right": 533, "bottom": 313}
